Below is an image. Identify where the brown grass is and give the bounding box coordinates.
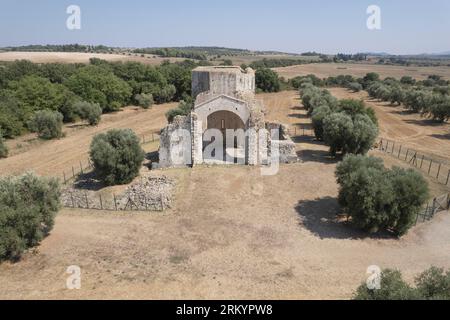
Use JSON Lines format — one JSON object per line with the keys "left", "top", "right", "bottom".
{"left": 0, "top": 51, "right": 188, "bottom": 65}
{"left": 274, "top": 62, "right": 450, "bottom": 80}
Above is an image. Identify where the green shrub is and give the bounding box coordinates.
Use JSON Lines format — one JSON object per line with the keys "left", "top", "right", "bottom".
{"left": 134, "top": 93, "right": 154, "bottom": 109}
{"left": 354, "top": 267, "right": 450, "bottom": 300}
{"left": 415, "top": 266, "right": 450, "bottom": 299}
{"left": 28, "top": 110, "right": 64, "bottom": 139}
{"left": 90, "top": 129, "right": 145, "bottom": 185}
{"left": 353, "top": 269, "right": 418, "bottom": 300}
{"left": 336, "top": 154, "right": 429, "bottom": 236}
{"left": 166, "top": 99, "right": 193, "bottom": 123}
{"left": 0, "top": 131, "right": 8, "bottom": 158}
{"left": 348, "top": 82, "right": 363, "bottom": 92}
{"left": 255, "top": 68, "right": 281, "bottom": 92}
{"left": 0, "top": 173, "right": 61, "bottom": 261}
{"left": 74, "top": 101, "right": 102, "bottom": 125}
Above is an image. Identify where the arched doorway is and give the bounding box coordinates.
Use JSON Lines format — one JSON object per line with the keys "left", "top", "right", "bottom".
{"left": 204, "top": 110, "right": 246, "bottom": 163}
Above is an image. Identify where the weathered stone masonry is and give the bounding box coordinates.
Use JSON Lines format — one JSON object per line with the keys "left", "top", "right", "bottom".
{"left": 156, "top": 66, "right": 298, "bottom": 168}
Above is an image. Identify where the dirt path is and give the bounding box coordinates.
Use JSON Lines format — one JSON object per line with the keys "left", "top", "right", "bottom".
{"left": 0, "top": 103, "right": 175, "bottom": 177}
{"left": 1, "top": 91, "right": 449, "bottom": 300}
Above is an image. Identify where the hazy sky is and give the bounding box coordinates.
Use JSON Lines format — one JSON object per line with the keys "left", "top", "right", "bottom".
{"left": 1, "top": 0, "right": 449, "bottom": 54}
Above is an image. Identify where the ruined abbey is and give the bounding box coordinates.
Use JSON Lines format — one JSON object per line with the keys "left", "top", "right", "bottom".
{"left": 156, "top": 66, "right": 297, "bottom": 168}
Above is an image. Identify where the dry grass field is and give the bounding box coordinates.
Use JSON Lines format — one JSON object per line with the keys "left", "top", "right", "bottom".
{"left": 0, "top": 90, "right": 449, "bottom": 299}
{"left": 0, "top": 51, "right": 187, "bottom": 65}
{"left": 274, "top": 62, "right": 450, "bottom": 80}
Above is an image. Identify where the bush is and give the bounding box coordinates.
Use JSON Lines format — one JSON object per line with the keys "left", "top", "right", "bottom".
{"left": 348, "top": 82, "right": 363, "bottom": 92}
{"left": 255, "top": 68, "right": 281, "bottom": 92}
{"left": 0, "top": 131, "right": 8, "bottom": 158}
{"left": 74, "top": 101, "right": 102, "bottom": 125}
{"left": 28, "top": 110, "right": 64, "bottom": 139}
{"left": 336, "top": 154, "right": 429, "bottom": 236}
{"left": 0, "top": 173, "right": 61, "bottom": 261}
{"left": 354, "top": 267, "right": 450, "bottom": 300}
{"left": 166, "top": 99, "right": 193, "bottom": 123}
{"left": 90, "top": 129, "right": 145, "bottom": 185}
{"left": 353, "top": 269, "right": 418, "bottom": 300}
{"left": 134, "top": 93, "right": 154, "bottom": 109}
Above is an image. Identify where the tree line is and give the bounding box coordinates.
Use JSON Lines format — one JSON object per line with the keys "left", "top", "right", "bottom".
{"left": 0, "top": 58, "right": 207, "bottom": 150}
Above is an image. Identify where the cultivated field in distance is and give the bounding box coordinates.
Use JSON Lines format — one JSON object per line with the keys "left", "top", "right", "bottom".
{"left": 0, "top": 51, "right": 188, "bottom": 65}
{"left": 274, "top": 62, "right": 450, "bottom": 80}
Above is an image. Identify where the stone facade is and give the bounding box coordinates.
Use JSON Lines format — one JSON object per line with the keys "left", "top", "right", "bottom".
{"left": 156, "top": 66, "right": 298, "bottom": 168}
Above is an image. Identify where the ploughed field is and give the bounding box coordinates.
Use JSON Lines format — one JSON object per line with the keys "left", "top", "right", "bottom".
{"left": 1, "top": 89, "right": 450, "bottom": 299}
{"left": 274, "top": 62, "right": 450, "bottom": 81}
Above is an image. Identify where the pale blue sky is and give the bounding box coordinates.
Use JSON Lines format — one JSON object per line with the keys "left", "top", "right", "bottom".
{"left": 0, "top": 0, "right": 449, "bottom": 54}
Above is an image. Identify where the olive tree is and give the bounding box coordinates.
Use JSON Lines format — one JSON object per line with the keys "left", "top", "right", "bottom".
{"left": 90, "top": 129, "right": 145, "bottom": 185}
{"left": 28, "top": 110, "right": 64, "bottom": 139}
{"left": 0, "top": 173, "right": 61, "bottom": 261}
{"left": 336, "top": 154, "right": 429, "bottom": 236}
{"left": 0, "top": 131, "right": 8, "bottom": 158}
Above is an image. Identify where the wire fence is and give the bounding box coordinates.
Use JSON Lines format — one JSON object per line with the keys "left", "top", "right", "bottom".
{"left": 60, "top": 132, "right": 160, "bottom": 185}
{"left": 287, "top": 126, "right": 315, "bottom": 137}
{"left": 416, "top": 193, "right": 450, "bottom": 224}
{"left": 378, "top": 137, "right": 450, "bottom": 187}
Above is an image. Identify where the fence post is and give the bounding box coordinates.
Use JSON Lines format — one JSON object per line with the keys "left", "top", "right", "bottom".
{"left": 63, "top": 172, "right": 66, "bottom": 184}
{"left": 405, "top": 149, "right": 409, "bottom": 161}
{"left": 436, "top": 163, "right": 441, "bottom": 179}
{"left": 398, "top": 145, "right": 402, "bottom": 158}
{"left": 84, "top": 191, "right": 89, "bottom": 209}
{"left": 80, "top": 161, "right": 83, "bottom": 175}
{"left": 160, "top": 193, "right": 164, "bottom": 211}
{"left": 99, "top": 194, "right": 103, "bottom": 210}
{"left": 70, "top": 192, "right": 75, "bottom": 208}
{"left": 420, "top": 155, "right": 424, "bottom": 169}
{"left": 113, "top": 194, "right": 117, "bottom": 210}
{"left": 428, "top": 159, "right": 433, "bottom": 175}
{"left": 72, "top": 166, "right": 75, "bottom": 178}
{"left": 446, "top": 170, "right": 450, "bottom": 186}
{"left": 391, "top": 142, "right": 395, "bottom": 154}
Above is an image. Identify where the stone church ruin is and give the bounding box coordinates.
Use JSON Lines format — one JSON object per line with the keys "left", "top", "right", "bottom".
{"left": 156, "top": 66, "right": 297, "bottom": 168}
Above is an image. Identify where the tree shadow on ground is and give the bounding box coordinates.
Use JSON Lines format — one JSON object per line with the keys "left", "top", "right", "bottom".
{"left": 295, "top": 197, "right": 393, "bottom": 240}
{"left": 290, "top": 105, "right": 303, "bottom": 111}
{"left": 144, "top": 151, "right": 159, "bottom": 170}
{"left": 288, "top": 113, "right": 309, "bottom": 119}
{"left": 73, "top": 171, "right": 106, "bottom": 191}
{"left": 292, "top": 135, "right": 339, "bottom": 164}
{"left": 404, "top": 119, "right": 446, "bottom": 127}
{"left": 430, "top": 133, "right": 450, "bottom": 140}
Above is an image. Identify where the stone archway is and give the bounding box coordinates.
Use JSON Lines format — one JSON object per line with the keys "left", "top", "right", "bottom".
{"left": 204, "top": 110, "right": 246, "bottom": 163}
